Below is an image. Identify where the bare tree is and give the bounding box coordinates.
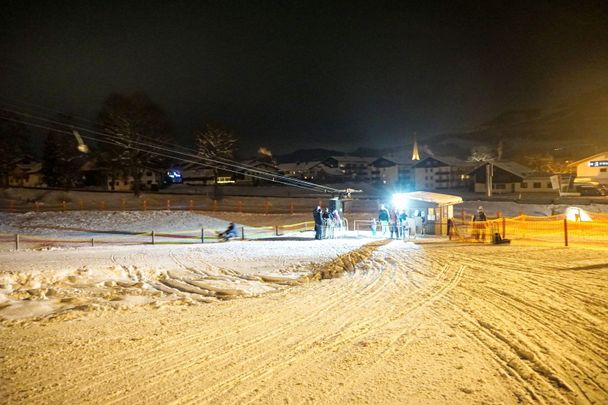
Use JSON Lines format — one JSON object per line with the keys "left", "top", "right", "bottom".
{"left": 195, "top": 123, "right": 238, "bottom": 185}
{"left": 468, "top": 145, "right": 496, "bottom": 162}
{"left": 97, "top": 93, "right": 173, "bottom": 195}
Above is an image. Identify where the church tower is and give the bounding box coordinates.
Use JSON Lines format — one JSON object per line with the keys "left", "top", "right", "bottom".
{"left": 411, "top": 135, "right": 420, "bottom": 161}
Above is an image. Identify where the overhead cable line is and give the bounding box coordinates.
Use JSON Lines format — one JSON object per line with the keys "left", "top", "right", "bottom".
{"left": 0, "top": 114, "right": 344, "bottom": 194}
{"left": 0, "top": 105, "right": 342, "bottom": 193}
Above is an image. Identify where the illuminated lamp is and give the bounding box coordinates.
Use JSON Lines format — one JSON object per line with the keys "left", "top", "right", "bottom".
{"left": 566, "top": 207, "right": 592, "bottom": 222}
{"left": 392, "top": 193, "right": 408, "bottom": 210}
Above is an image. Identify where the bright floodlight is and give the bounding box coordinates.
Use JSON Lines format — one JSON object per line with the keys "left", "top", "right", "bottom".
{"left": 566, "top": 207, "right": 592, "bottom": 222}
{"left": 392, "top": 193, "right": 408, "bottom": 210}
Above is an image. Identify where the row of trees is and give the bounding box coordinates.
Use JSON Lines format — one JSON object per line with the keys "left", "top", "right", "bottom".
{"left": 1, "top": 93, "right": 239, "bottom": 194}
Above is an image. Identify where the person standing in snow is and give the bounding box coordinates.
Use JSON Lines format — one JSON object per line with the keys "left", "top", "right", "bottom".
{"left": 472, "top": 206, "right": 487, "bottom": 241}
{"left": 313, "top": 206, "right": 323, "bottom": 240}
{"left": 331, "top": 209, "right": 342, "bottom": 237}
{"left": 322, "top": 208, "right": 333, "bottom": 239}
{"left": 370, "top": 218, "right": 377, "bottom": 237}
{"left": 378, "top": 204, "right": 390, "bottom": 236}
{"left": 389, "top": 207, "right": 399, "bottom": 239}
{"left": 398, "top": 210, "right": 407, "bottom": 239}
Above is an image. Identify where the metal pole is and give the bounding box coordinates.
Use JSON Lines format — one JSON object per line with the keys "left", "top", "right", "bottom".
{"left": 486, "top": 163, "right": 493, "bottom": 197}
{"left": 241, "top": 227, "right": 245, "bottom": 240}
{"left": 91, "top": 238, "right": 94, "bottom": 247}
{"left": 152, "top": 230, "right": 155, "bottom": 245}
{"left": 15, "top": 234, "right": 19, "bottom": 250}
{"left": 201, "top": 228, "right": 204, "bottom": 243}
{"left": 275, "top": 225, "right": 279, "bottom": 236}
{"left": 564, "top": 219, "right": 568, "bottom": 247}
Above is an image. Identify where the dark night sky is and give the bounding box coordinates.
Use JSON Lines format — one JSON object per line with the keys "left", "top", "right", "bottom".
{"left": 1, "top": 1, "right": 607, "bottom": 155}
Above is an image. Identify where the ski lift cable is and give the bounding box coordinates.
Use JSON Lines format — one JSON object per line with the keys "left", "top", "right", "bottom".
{"left": 0, "top": 115, "right": 340, "bottom": 193}
{"left": 0, "top": 103, "right": 343, "bottom": 193}
{"left": 0, "top": 106, "right": 342, "bottom": 193}
{"left": 0, "top": 115, "right": 329, "bottom": 193}
{"left": 0, "top": 101, "right": 316, "bottom": 188}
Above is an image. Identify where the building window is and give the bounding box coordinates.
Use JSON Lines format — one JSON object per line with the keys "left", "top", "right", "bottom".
{"left": 520, "top": 182, "right": 528, "bottom": 188}
{"left": 547, "top": 182, "right": 552, "bottom": 188}
{"left": 533, "top": 182, "right": 541, "bottom": 188}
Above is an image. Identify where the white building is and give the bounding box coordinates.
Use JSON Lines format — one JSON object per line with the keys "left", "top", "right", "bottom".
{"left": 412, "top": 157, "right": 472, "bottom": 190}
{"left": 568, "top": 151, "right": 608, "bottom": 186}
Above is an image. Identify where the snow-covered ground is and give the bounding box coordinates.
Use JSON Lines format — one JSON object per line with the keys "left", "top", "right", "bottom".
{"left": 0, "top": 210, "right": 607, "bottom": 403}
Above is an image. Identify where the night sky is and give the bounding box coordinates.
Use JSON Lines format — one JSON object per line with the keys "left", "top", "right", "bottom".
{"left": 1, "top": 1, "right": 607, "bottom": 155}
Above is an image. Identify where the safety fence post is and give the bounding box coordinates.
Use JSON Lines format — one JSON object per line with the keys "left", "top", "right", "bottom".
{"left": 563, "top": 219, "right": 568, "bottom": 247}
{"left": 502, "top": 216, "right": 506, "bottom": 239}
{"left": 241, "top": 227, "right": 245, "bottom": 240}
{"left": 91, "top": 238, "right": 94, "bottom": 247}
{"left": 15, "top": 234, "right": 19, "bottom": 250}
{"left": 201, "top": 227, "right": 204, "bottom": 243}
{"left": 143, "top": 200, "right": 148, "bottom": 210}
{"left": 151, "top": 230, "right": 155, "bottom": 245}
{"left": 275, "top": 225, "right": 279, "bottom": 236}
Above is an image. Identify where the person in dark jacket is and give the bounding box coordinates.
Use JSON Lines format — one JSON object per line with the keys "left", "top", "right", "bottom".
{"left": 313, "top": 206, "right": 323, "bottom": 240}
{"left": 378, "top": 204, "right": 390, "bottom": 236}
{"left": 472, "top": 206, "right": 487, "bottom": 241}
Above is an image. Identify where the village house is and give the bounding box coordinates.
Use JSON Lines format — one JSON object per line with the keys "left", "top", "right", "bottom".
{"left": 468, "top": 161, "right": 555, "bottom": 194}
{"left": 412, "top": 156, "right": 473, "bottom": 190}
{"left": 7, "top": 157, "right": 44, "bottom": 188}
{"left": 567, "top": 151, "right": 608, "bottom": 186}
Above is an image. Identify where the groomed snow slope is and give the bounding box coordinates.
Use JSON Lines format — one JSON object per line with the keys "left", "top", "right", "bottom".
{"left": 1, "top": 237, "right": 606, "bottom": 403}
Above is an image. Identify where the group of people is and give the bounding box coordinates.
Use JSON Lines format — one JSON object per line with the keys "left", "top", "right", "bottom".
{"left": 374, "top": 204, "right": 425, "bottom": 239}
{"left": 313, "top": 206, "right": 343, "bottom": 240}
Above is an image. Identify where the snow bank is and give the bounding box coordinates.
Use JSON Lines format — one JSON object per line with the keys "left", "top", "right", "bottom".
{"left": 0, "top": 238, "right": 370, "bottom": 321}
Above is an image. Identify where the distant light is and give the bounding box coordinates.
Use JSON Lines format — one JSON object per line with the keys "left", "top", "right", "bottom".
{"left": 566, "top": 207, "right": 592, "bottom": 222}
{"left": 167, "top": 170, "right": 182, "bottom": 179}
{"left": 77, "top": 144, "right": 89, "bottom": 153}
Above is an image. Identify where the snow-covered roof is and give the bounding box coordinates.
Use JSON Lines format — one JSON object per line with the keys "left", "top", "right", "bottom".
{"left": 412, "top": 156, "right": 471, "bottom": 168}
{"left": 326, "top": 156, "right": 377, "bottom": 165}
{"left": 567, "top": 151, "right": 608, "bottom": 167}
{"left": 397, "top": 191, "right": 463, "bottom": 206}
{"left": 277, "top": 161, "right": 322, "bottom": 171}
{"left": 492, "top": 161, "right": 533, "bottom": 178}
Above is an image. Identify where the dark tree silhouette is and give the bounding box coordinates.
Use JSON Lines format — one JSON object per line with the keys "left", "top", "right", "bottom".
{"left": 97, "top": 93, "right": 173, "bottom": 195}
{"left": 0, "top": 110, "right": 31, "bottom": 186}
{"left": 42, "top": 115, "right": 84, "bottom": 188}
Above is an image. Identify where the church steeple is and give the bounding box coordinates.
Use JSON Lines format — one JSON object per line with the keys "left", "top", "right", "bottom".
{"left": 411, "top": 134, "right": 420, "bottom": 161}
